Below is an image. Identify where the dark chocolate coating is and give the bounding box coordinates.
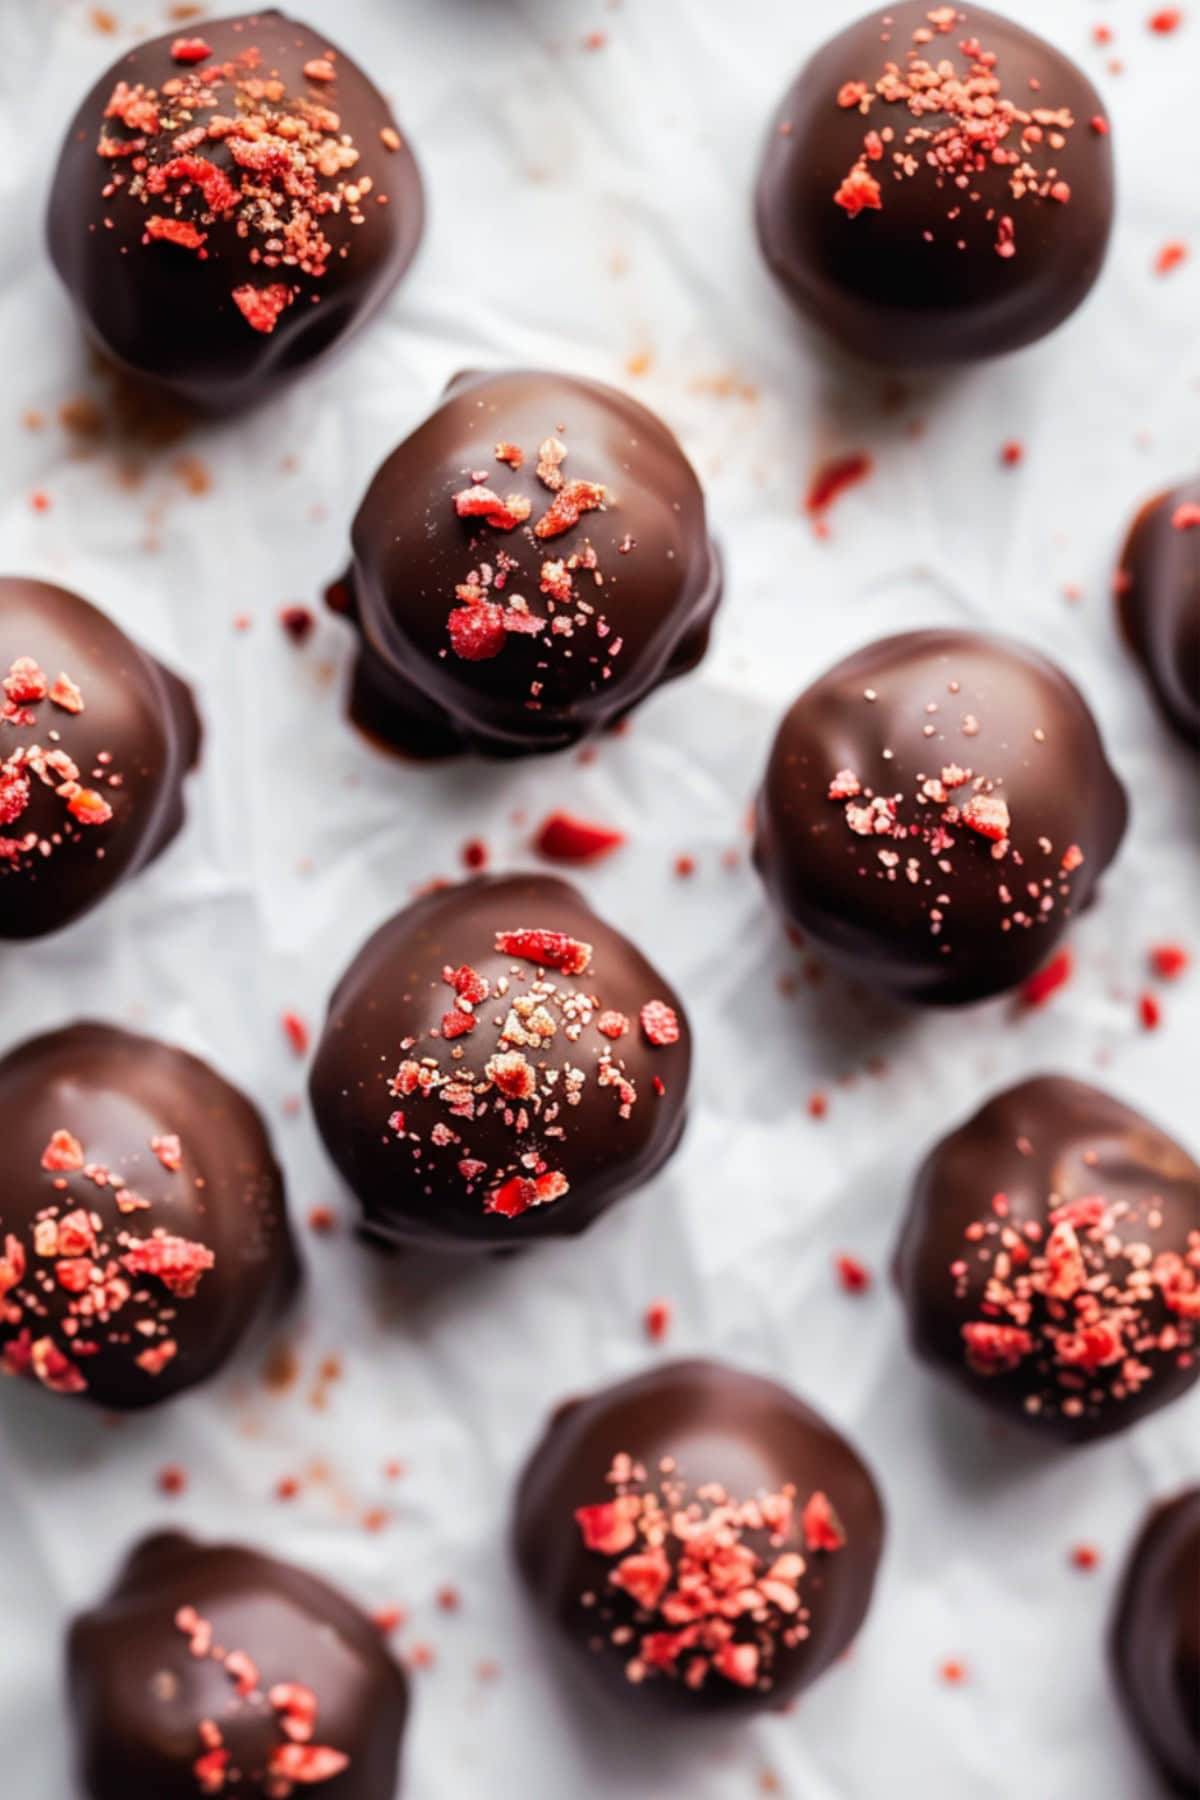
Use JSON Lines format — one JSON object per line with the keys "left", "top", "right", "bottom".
{"left": 753, "top": 629, "right": 1127, "bottom": 1006}
{"left": 1117, "top": 479, "right": 1200, "bottom": 748}
{"left": 338, "top": 369, "right": 722, "bottom": 757}
{"left": 47, "top": 10, "right": 424, "bottom": 415}
{"left": 1, "top": 577, "right": 199, "bottom": 940}
{"left": 69, "top": 1532, "right": 408, "bottom": 1799}
{"left": 1111, "top": 1491, "right": 1200, "bottom": 1796}
{"left": 309, "top": 874, "right": 690, "bottom": 1251}
{"left": 756, "top": 3, "right": 1114, "bottom": 367}
{"left": 895, "top": 1077, "right": 1200, "bottom": 1444}
{"left": 513, "top": 1359, "right": 884, "bottom": 1717}
{"left": 0, "top": 1023, "right": 297, "bottom": 1410}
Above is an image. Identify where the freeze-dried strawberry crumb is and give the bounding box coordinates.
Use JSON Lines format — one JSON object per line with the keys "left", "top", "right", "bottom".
{"left": 806, "top": 453, "right": 873, "bottom": 518}
{"left": 834, "top": 166, "right": 882, "bottom": 216}
{"left": 304, "top": 57, "right": 337, "bottom": 81}
{"left": 231, "top": 283, "right": 294, "bottom": 334}
{"left": 644, "top": 1299, "right": 672, "bottom": 1341}
{"left": 448, "top": 602, "right": 506, "bottom": 661}
{"left": 1139, "top": 992, "right": 1162, "bottom": 1030}
{"left": 835, "top": 1254, "right": 871, "bottom": 1294}
{"left": 1150, "top": 942, "right": 1190, "bottom": 980}
{"left": 495, "top": 928, "right": 592, "bottom": 975}
{"left": 152, "top": 1134, "right": 182, "bottom": 1171}
{"left": 596, "top": 1010, "right": 628, "bottom": 1040}
{"left": 962, "top": 1320, "right": 1034, "bottom": 1372}
{"left": 1155, "top": 241, "right": 1188, "bottom": 275}
{"left": 441, "top": 1009, "right": 476, "bottom": 1040}
{"left": 268, "top": 1745, "right": 350, "bottom": 1784}
{"left": 1149, "top": 9, "right": 1184, "bottom": 31}
{"left": 1173, "top": 504, "right": 1200, "bottom": 531}
{"left": 122, "top": 1233, "right": 215, "bottom": 1298}
{"left": 145, "top": 216, "right": 208, "bottom": 251}
{"left": 1070, "top": 1542, "right": 1101, "bottom": 1571}
{"left": 67, "top": 788, "right": 114, "bottom": 827}
{"left": 445, "top": 964, "right": 489, "bottom": 1004}
{"left": 802, "top": 1491, "right": 846, "bottom": 1552}
{"left": 461, "top": 838, "right": 488, "bottom": 871}
{"left": 961, "top": 794, "right": 1010, "bottom": 841}
{"left": 1020, "top": 950, "right": 1072, "bottom": 1008}
{"left": 940, "top": 1659, "right": 969, "bottom": 1685}
{"left": 4, "top": 657, "right": 47, "bottom": 704}
{"left": 495, "top": 441, "right": 524, "bottom": 469}
{"left": 534, "top": 811, "right": 626, "bottom": 863}
{"left": 640, "top": 1000, "right": 680, "bottom": 1047}
{"left": 41, "top": 1129, "right": 85, "bottom": 1172}
{"left": 0, "top": 770, "right": 30, "bottom": 827}
{"left": 534, "top": 480, "right": 607, "bottom": 539}
{"left": 485, "top": 1171, "right": 569, "bottom": 1218}
{"left": 171, "top": 37, "right": 212, "bottom": 62}
{"left": 1000, "top": 440, "right": 1024, "bottom": 467}
{"left": 49, "top": 672, "right": 84, "bottom": 713}
{"left": 282, "top": 1012, "right": 309, "bottom": 1056}
{"left": 453, "top": 485, "right": 532, "bottom": 531}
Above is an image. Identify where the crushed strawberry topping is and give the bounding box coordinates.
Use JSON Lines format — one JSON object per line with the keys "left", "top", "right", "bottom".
{"left": 1, "top": 658, "right": 123, "bottom": 874}
{"left": 94, "top": 41, "right": 396, "bottom": 335}
{"left": 950, "top": 1160, "right": 1200, "bottom": 1423}
{"left": 640, "top": 1000, "right": 680, "bottom": 1047}
{"left": 495, "top": 928, "right": 593, "bottom": 975}
{"left": 534, "top": 811, "right": 626, "bottom": 864}
{"left": 572, "top": 1454, "right": 845, "bottom": 1692}
{"left": 170, "top": 1611, "right": 351, "bottom": 1793}
{"left": 831, "top": 11, "right": 1093, "bottom": 266}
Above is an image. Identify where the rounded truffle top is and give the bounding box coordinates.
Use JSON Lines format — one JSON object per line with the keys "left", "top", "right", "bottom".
{"left": 756, "top": 2, "right": 1114, "bottom": 366}
{"left": 0, "top": 578, "right": 199, "bottom": 940}
{"left": 514, "top": 1359, "right": 884, "bottom": 1716}
{"left": 343, "top": 369, "right": 721, "bottom": 755}
{"left": 754, "top": 628, "right": 1127, "bottom": 1006}
{"left": 895, "top": 1076, "right": 1200, "bottom": 1443}
{"left": 0, "top": 1023, "right": 296, "bottom": 1410}
{"left": 309, "top": 874, "right": 691, "bottom": 1251}
{"left": 47, "top": 10, "right": 424, "bottom": 414}
{"left": 69, "top": 1532, "right": 409, "bottom": 1800}
{"left": 1111, "top": 1490, "right": 1200, "bottom": 1796}
{"left": 1117, "top": 479, "right": 1200, "bottom": 748}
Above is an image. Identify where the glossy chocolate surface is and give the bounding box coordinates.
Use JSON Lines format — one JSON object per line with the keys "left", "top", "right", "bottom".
{"left": 69, "top": 1532, "right": 408, "bottom": 1799}
{"left": 514, "top": 1359, "right": 884, "bottom": 1717}
{"left": 0, "top": 1023, "right": 296, "bottom": 1410}
{"left": 48, "top": 10, "right": 423, "bottom": 415}
{"left": 753, "top": 629, "right": 1127, "bottom": 1006}
{"left": 1, "top": 577, "right": 199, "bottom": 941}
{"left": 1111, "top": 1490, "right": 1200, "bottom": 1796}
{"left": 309, "top": 874, "right": 690, "bottom": 1251}
{"left": 338, "top": 369, "right": 722, "bottom": 757}
{"left": 1117, "top": 479, "right": 1200, "bottom": 747}
{"left": 895, "top": 1077, "right": 1200, "bottom": 1443}
{"left": 756, "top": 2, "right": 1114, "bottom": 366}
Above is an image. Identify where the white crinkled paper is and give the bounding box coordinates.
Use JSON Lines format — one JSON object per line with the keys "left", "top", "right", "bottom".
{"left": 0, "top": 1, "right": 1197, "bottom": 1796}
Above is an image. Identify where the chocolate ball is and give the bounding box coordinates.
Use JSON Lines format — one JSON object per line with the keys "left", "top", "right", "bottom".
{"left": 0, "top": 1023, "right": 297, "bottom": 1410}
{"left": 753, "top": 629, "right": 1127, "bottom": 1006}
{"left": 309, "top": 874, "right": 690, "bottom": 1252}
{"left": 895, "top": 1077, "right": 1200, "bottom": 1444}
{"left": 1111, "top": 1491, "right": 1200, "bottom": 1796}
{"left": 47, "top": 11, "right": 424, "bottom": 415}
{"left": 756, "top": 3, "right": 1114, "bottom": 366}
{"left": 1116, "top": 479, "right": 1200, "bottom": 748}
{"left": 69, "top": 1532, "right": 409, "bottom": 1799}
{"left": 336, "top": 369, "right": 722, "bottom": 757}
{"left": 514, "top": 1359, "right": 884, "bottom": 1717}
{"left": 1, "top": 578, "right": 199, "bottom": 941}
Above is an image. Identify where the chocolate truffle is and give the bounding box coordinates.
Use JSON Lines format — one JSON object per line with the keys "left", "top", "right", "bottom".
{"left": 756, "top": 3, "right": 1114, "bottom": 366}
{"left": 69, "top": 1532, "right": 409, "bottom": 1799}
{"left": 47, "top": 12, "right": 424, "bottom": 415}
{"left": 1, "top": 578, "right": 200, "bottom": 940}
{"left": 1111, "top": 1491, "right": 1200, "bottom": 1796}
{"left": 753, "top": 629, "right": 1127, "bottom": 1006}
{"left": 1116, "top": 479, "right": 1200, "bottom": 747}
{"left": 514, "top": 1359, "right": 884, "bottom": 1716}
{"left": 0, "top": 1023, "right": 296, "bottom": 1409}
{"left": 309, "top": 874, "right": 690, "bottom": 1251}
{"left": 895, "top": 1077, "right": 1200, "bottom": 1444}
{"left": 336, "top": 369, "right": 722, "bottom": 757}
